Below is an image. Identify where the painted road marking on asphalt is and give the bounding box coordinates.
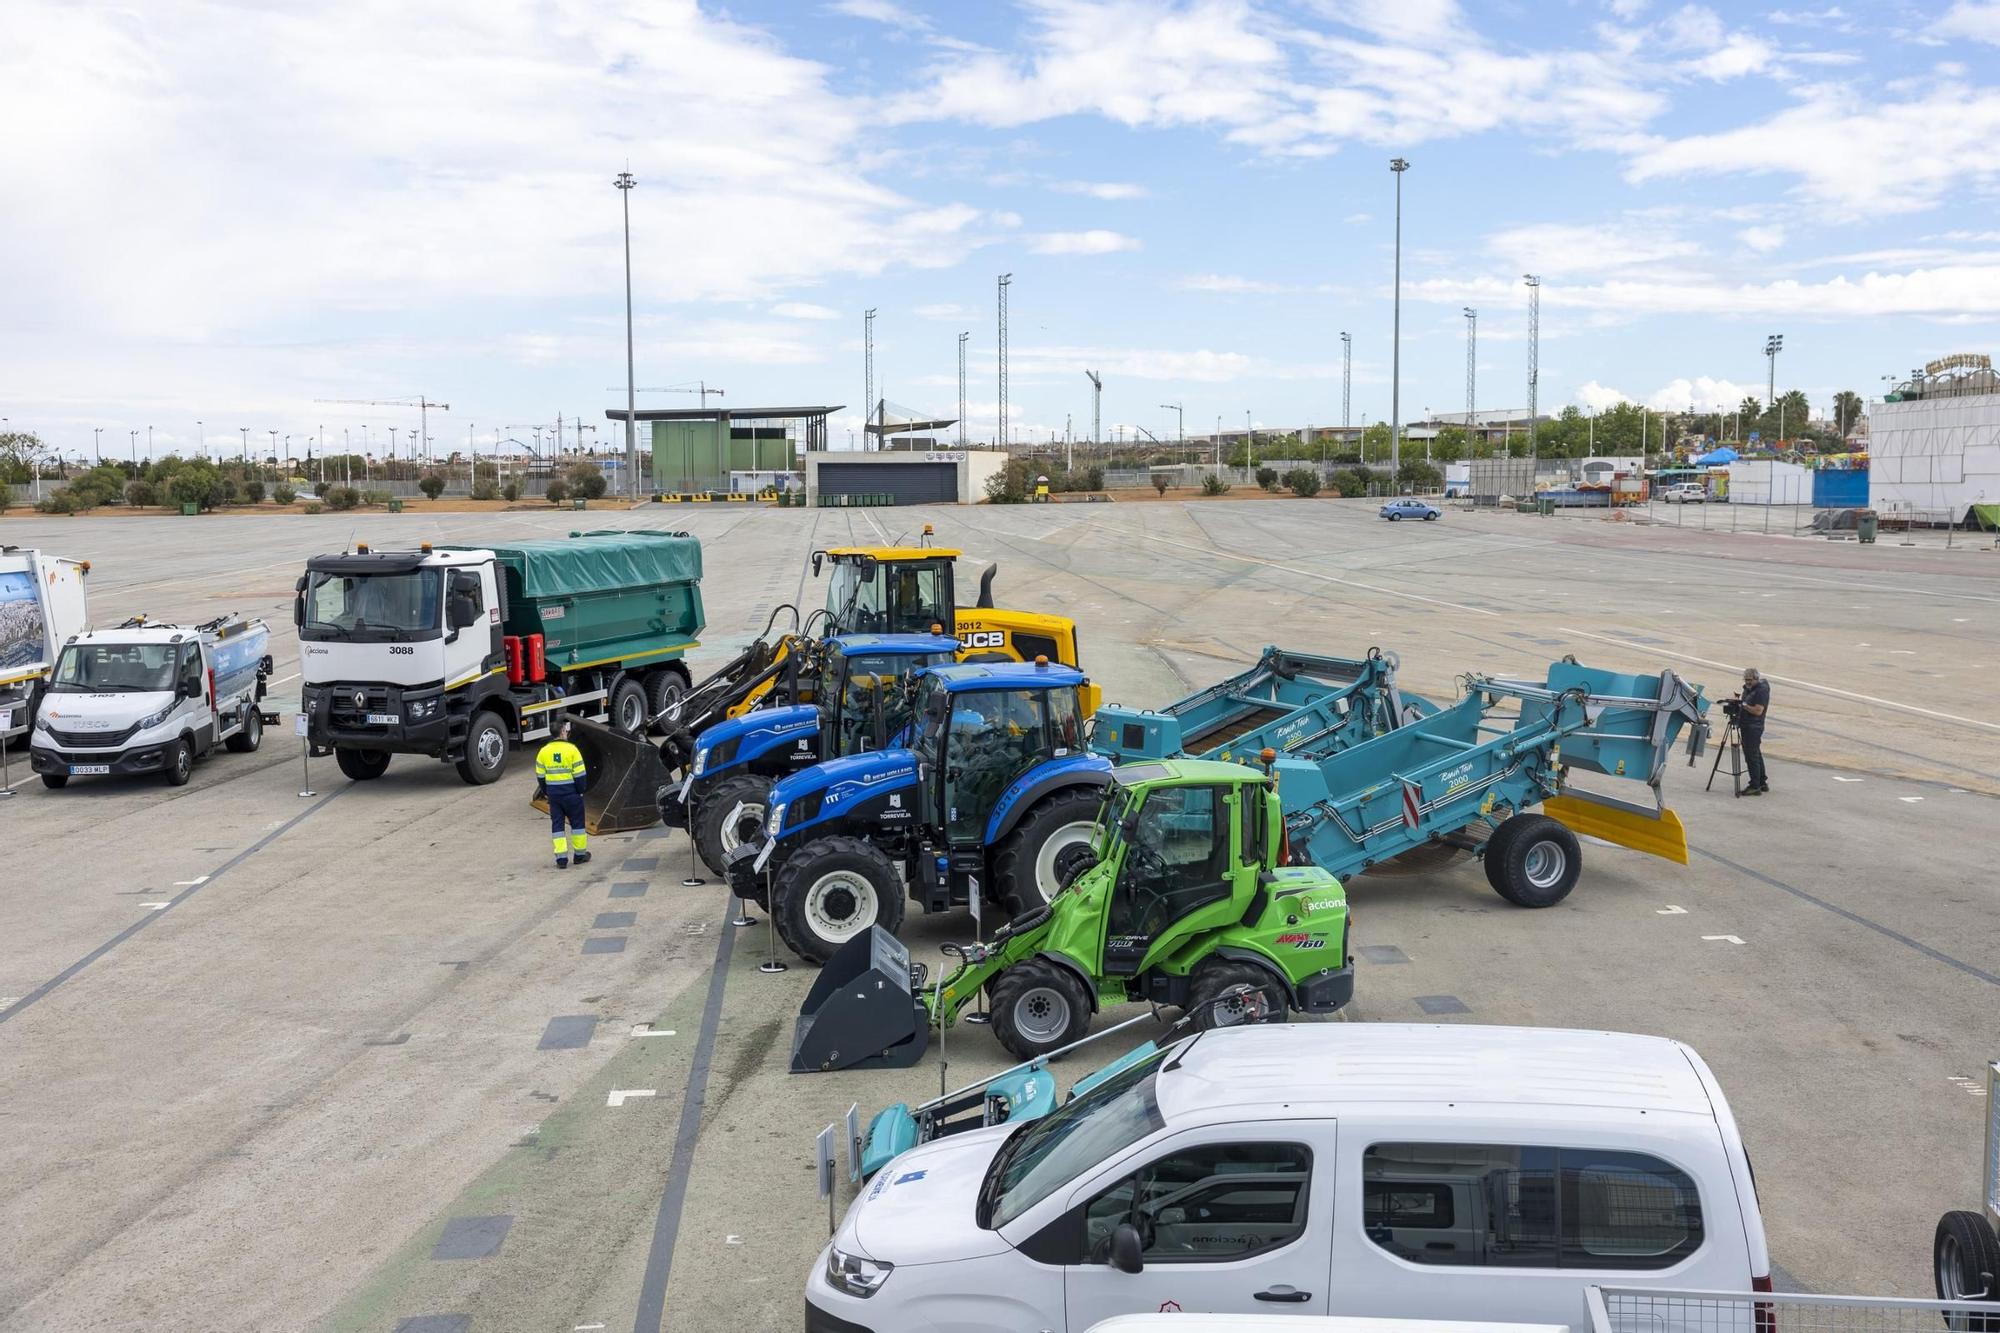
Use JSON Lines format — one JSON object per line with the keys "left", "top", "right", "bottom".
{"left": 1899, "top": 796, "right": 1924, "bottom": 803}
{"left": 1702, "top": 935, "right": 1747, "bottom": 945}
{"left": 1832, "top": 776, "right": 1863, "bottom": 782}
{"left": 631, "top": 1024, "right": 676, "bottom": 1037}
{"left": 172, "top": 876, "right": 210, "bottom": 886}
{"left": 606, "top": 1089, "right": 657, "bottom": 1107}
{"left": 138, "top": 902, "right": 172, "bottom": 911}
{"left": 1557, "top": 627, "right": 2000, "bottom": 734}
{"left": 0, "top": 997, "right": 18, "bottom": 1009}
{"left": 1656, "top": 905, "right": 1688, "bottom": 915}
{"left": 1948, "top": 1075, "right": 1987, "bottom": 1097}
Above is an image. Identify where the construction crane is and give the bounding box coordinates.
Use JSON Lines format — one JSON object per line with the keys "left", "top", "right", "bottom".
{"left": 607, "top": 382, "right": 726, "bottom": 409}
{"left": 313, "top": 396, "right": 449, "bottom": 461}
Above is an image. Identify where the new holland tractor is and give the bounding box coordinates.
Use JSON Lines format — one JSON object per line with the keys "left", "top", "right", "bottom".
{"left": 789, "top": 756, "right": 1353, "bottom": 1071}
{"left": 725, "top": 659, "right": 1110, "bottom": 964}
{"left": 666, "top": 630, "right": 960, "bottom": 875}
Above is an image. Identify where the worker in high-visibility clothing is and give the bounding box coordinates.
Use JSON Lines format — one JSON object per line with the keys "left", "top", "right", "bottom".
{"left": 535, "top": 718, "right": 591, "bottom": 868}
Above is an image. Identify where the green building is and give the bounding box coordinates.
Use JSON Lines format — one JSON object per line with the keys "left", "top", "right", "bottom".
{"left": 605, "top": 405, "right": 838, "bottom": 493}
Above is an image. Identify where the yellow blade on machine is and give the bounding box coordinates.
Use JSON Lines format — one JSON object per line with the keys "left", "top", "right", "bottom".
{"left": 529, "top": 716, "right": 671, "bottom": 834}
{"left": 1543, "top": 793, "right": 1690, "bottom": 865}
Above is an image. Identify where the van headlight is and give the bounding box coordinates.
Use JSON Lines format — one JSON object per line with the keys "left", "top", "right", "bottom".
{"left": 138, "top": 704, "right": 175, "bottom": 730}
{"left": 825, "top": 1246, "right": 893, "bottom": 1298}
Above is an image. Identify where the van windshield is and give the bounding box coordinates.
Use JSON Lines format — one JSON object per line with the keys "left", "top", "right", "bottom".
{"left": 301, "top": 569, "right": 442, "bottom": 642}
{"left": 979, "top": 1048, "right": 1166, "bottom": 1230}
{"left": 51, "top": 642, "right": 180, "bottom": 694}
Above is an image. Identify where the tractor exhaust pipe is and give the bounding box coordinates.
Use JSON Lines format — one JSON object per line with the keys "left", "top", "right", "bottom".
{"left": 791, "top": 927, "right": 930, "bottom": 1074}
{"left": 975, "top": 563, "right": 998, "bottom": 610}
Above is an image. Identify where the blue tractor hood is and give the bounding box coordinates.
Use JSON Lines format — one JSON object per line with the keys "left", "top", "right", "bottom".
{"left": 827, "top": 632, "right": 962, "bottom": 656}
{"left": 769, "top": 747, "right": 922, "bottom": 834}
{"left": 926, "top": 660, "right": 1087, "bottom": 692}
{"left": 695, "top": 704, "right": 819, "bottom": 767}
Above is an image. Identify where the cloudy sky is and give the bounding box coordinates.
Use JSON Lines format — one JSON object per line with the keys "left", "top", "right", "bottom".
{"left": 5, "top": 0, "right": 2000, "bottom": 460}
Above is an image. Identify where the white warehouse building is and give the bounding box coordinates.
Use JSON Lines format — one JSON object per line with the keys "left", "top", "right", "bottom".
{"left": 1871, "top": 353, "right": 2000, "bottom": 524}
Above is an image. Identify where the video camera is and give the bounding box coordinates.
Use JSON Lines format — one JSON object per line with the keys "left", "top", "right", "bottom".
{"left": 1721, "top": 697, "right": 1742, "bottom": 718}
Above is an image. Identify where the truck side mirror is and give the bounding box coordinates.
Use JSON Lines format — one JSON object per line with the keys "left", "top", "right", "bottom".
{"left": 293, "top": 575, "right": 307, "bottom": 629}
{"left": 1109, "top": 1223, "right": 1145, "bottom": 1274}
{"left": 449, "top": 595, "right": 478, "bottom": 630}
{"left": 811, "top": 552, "right": 823, "bottom": 576}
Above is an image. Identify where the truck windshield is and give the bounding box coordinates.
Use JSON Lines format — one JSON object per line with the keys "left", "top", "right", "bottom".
{"left": 302, "top": 570, "right": 443, "bottom": 642}
{"left": 979, "top": 1048, "right": 1166, "bottom": 1230}
{"left": 50, "top": 642, "right": 180, "bottom": 694}
{"left": 825, "top": 560, "right": 950, "bottom": 635}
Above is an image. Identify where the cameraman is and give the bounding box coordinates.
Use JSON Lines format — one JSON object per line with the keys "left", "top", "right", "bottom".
{"left": 1733, "top": 666, "right": 1771, "bottom": 795}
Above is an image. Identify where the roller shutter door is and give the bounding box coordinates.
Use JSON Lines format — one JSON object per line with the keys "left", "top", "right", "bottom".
{"left": 819, "top": 461, "right": 957, "bottom": 504}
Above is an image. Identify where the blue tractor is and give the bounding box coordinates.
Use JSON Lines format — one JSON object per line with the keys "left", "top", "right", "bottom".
{"left": 726, "top": 659, "right": 1110, "bottom": 964}
{"left": 665, "top": 631, "right": 960, "bottom": 874}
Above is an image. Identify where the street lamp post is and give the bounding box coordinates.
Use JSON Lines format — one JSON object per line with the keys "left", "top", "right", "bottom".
{"left": 1160, "top": 403, "right": 1183, "bottom": 469}
{"left": 146, "top": 425, "right": 153, "bottom": 462}
{"left": 615, "top": 170, "right": 639, "bottom": 500}
{"left": 196, "top": 420, "right": 204, "bottom": 463}
{"left": 93, "top": 427, "right": 102, "bottom": 464}
{"left": 1245, "top": 410, "right": 1254, "bottom": 473}
{"left": 1764, "top": 334, "right": 1783, "bottom": 443}
{"left": 238, "top": 427, "right": 248, "bottom": 467}
{"left": 128, "top": 429, "right": 137, "bottom": 465}
{"left": 1389, "top": 157, "right": 1409, "bottom": 481}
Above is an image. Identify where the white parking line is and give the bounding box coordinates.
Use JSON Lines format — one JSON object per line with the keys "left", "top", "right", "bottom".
{"left": 606, "top": 1089, "right": 658, "bottom": 1107}
{"left": 1702, "top": 934, "right": 1747, "bottom": 945}
{"left": 138, "top": 902, "right": 172, "bottom": 911}
{"left": 1831, "top": 776, "right": 1863, "bottom": 783}
{"left": 1655, "top": 905, "right": 1688, "bottom": 915}
{"left": 1898, "top": 796, "right": 1924, "bottom": 803}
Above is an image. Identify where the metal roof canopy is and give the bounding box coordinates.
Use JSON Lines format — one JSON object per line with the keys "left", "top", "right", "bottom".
{"left": 604, "top": 405, "right": 843, "bottom": 422}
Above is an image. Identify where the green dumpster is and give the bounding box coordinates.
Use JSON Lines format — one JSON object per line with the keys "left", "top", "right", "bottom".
{"left": 1857, "top": 509, "right": 1878, "bottom": 544}
{"left": 572, "top": 497, "right": 587, "bottom": 511}
{"left": 1537, "top": 496, "right": 1554, "bottom": 516}
{"left": 181, "top": 503, "right": 199, "bottom": 516}
{"left": 388, "top": 498, "right": 404, "bottom": 513}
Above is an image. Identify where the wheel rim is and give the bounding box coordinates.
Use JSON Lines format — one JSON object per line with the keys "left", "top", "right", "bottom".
{"left": 175, "top": 746, "right": 190, "bottom": 779}
{"left": 1523, "top": 839, "right": 1567, "bottom": 889}
{"left": 720, "top": 800, "right": 766, "bottom": 855}
{"left": 619, "top": 694, "right": 644, "bottom": 731}
{"left": 805, "top": 871, "right": 877, "bottom": 944}
{"left": 1013, "top": 985, "right": 1072, "bottom": 1043}
{"left": 477, "top": 726, "right": 505, "bottom": 769}
{"left": 1939, "top": 1233, "right": 1972, "bottom": 1301}
{"left": 1032, "top": 821, "right": 1098, "bottom": 904}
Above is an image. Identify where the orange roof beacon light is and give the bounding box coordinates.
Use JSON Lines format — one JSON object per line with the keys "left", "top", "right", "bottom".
{"left": 1035, "top": 655, "right": 1049, "bottom": 668}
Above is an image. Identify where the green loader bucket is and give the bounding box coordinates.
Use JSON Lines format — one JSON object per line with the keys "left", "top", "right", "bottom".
{"left": 532, "top": 716, "right": 671, "bottom": 834}
{"left": 791, "top": 927, "right": 930, "bottom": 1074}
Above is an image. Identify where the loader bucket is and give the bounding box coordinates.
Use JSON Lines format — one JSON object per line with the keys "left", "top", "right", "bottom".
{"left": 791, "top": 927, "right": 930, "bottom": 1074}
{"left": 529, "top": 716, "right": 673, "bottom": 834}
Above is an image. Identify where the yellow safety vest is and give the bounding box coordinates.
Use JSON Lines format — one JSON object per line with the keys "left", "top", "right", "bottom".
{"left": 535, "top": 739, "right": 587, "bottom": 787}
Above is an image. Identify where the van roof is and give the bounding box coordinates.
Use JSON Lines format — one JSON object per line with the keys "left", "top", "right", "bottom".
{"left": 1159, "top": 1024, "right": 1715, "bottom": 1119}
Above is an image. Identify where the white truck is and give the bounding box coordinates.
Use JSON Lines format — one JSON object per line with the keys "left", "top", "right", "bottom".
{"left": 29, "top": 614, "right": 274, "bottom": 788}
{"left": 0, "top": 545, "right": 91, "bottom": 743}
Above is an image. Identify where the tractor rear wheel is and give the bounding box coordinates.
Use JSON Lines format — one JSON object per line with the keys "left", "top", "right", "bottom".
{"left": 773, "top": 836, "right": 905, "bottom": 965}
{"left": 993, "top": 788, "right": 1103, "bottom": 920}
{"left": 1485, "top": 813, "right": 1582, "bottom": 907}
{"left": 1186, "top": 959, "right": 1290, "bottom": 1027}
{"left": 693, "top": 773, "right": 772, "bottom": 877}
{"left": 990, "top": 958, "right": 1092, "bottom": 1061}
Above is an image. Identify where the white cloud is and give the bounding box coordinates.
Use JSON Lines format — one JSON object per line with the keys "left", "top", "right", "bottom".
{"left": 1486, "top": 219, "right": 1703, "bottom": 273}
{"left": 771, "top": 302, "right": 840, "bottom": 320}
{"left": 1933, "top": 2, "right": 2000, "bottom": 43}
{"left": 1738, "top": 225, "right": 1786, "bottom": 253}
{"left": 1344, "top": 212, "right": 1373, "bottom": 224}
{"left": 1408, "top": 262, "right": 2000, "bottom": 319}
{"left": 827, "top": 0, "right": 929, "bottom": 30}
{"left": 991, "top": 210, "right": 1024, "bottom": 227}
{"left": 1178, "top": 273, "right": 1291, "bottom": 293}
{"left": 1646, "top": 376, "right": 1760, "bottom": 412}
{"left": 914, "top": 303, "right": 975, "bottom": 320}
{"left": 1051, "top": 180, "right": 1149, "bottom": 200}
{"left": 1575, "top": 380, "right": 1632, "bottom": 411}
{"left": 1028, "top": 229, "right": 1142, "bottom": 255}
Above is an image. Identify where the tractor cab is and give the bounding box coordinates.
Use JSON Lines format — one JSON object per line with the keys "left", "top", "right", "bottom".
{"left": 816, "top": 547, "right": 958, "bottom": 637}
{"left": 905, "top": 660, "right": 1093, "bottom": 854}
{"left": 812, "top": 632, "right": 961, "bottom": 755}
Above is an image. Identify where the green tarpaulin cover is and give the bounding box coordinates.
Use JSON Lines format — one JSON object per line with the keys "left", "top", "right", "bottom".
{"left": 1972, "top": 504, "right": 2000, "bottom": 532}
{"left": 451, "top": 530, "right": 703, "bottom": 600}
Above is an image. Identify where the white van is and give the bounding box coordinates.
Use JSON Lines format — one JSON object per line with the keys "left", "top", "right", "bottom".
{"left": 805, "top": 1024, "right": 1770, "bottom": 1333}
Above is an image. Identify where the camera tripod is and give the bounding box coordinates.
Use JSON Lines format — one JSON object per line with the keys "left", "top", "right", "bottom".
{"left": 1706, "top": 709, "right": 1745, "bottom": 796}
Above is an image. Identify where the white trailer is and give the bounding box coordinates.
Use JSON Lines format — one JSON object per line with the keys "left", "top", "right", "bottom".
{"left": 0, "top": 546, "right": 91, "bottom": 742}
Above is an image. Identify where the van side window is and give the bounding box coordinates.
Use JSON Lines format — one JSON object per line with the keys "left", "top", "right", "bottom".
{"left": 1362, "top": 1144, "right": 1702, "bottom": 1270}
{"left": 1085, "top": 1143, "right": 1311, "bottom": 1264}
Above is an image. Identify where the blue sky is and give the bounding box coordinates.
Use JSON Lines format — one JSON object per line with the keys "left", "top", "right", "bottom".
{"left": 5, "top": 0, "right": 2000, "bottom": 461}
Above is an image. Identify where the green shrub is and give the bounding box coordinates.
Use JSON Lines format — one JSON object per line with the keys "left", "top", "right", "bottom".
{"left": 545, "top": 478, "right": 570, "bottom": 505}
{"left": 168, "top": 462, "right": 225, "bottom": 512}
{"left": 1201, "top": 474, "right": 1231, "bottom": 496}
{"left": 470, "top": 480, "right": 498, "bottom": 502}
{"left": 418, "top": 473, "right": 446, "bottom": 501}
{"left": 0, "top": 489, "right": 10, "bottom": 513}
{"left": 1339, "top": 466, "right": 1375, "bottom": 498}
{"left": 243, "top": 479, "right": 266, "bottom": 503}
{"left": 36, "top": 491, "right": 82, "bottom": 514}
{"left": 323, "top": 486, "right": 360, "bottom": 511}
{"left": 1396, "top": 458, "right": 1443, "bottom": 491}
{"left": 304, "top": 503, "right": 322, "bottom": 515}
{"left": 124, "top": 479, "right": 158, "bottom": 507}
{"left": 1153, "top": 475, "right": 1169, "bottom": 495}
{"left": 501, "top": 482, "right": 520, "bottom": 502}
{"left": 983, "top": 459, "right": 1031, "bottom": 503}
{"left": 1285, "top": 468, "right": 1322, "bottom": 497}
{"left": 1255, "top": 466, "right": 1278, "bottom": 491}
{"left": 359, "top": 488, "right": 391, "bottom": 507}
{"left": 566, "top": 466, "right": 609, "bottom": 500}
{"left": 273, "top": 485, "right": 296, "bottom": 505}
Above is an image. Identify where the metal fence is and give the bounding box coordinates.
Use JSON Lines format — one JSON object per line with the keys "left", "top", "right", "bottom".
{"left": 1589, "top": 1286, "right": 2000, "bottom": 1333}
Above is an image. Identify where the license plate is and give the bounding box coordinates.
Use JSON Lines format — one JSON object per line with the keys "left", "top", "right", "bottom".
{"left": 69, "top": 764, "right": 110, "bottom": 775}
{"left": 677, "top": 774, "right": 694, "bottom": 802}
{"left": 365, "top": 713, "right": 397, "bottom": 725}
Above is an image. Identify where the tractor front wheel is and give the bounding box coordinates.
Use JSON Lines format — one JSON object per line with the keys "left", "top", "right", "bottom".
{"left": 990, "top": 958, "right": 1092, "bottom": 1061}
{"left": 693, "top": 773, "right": 772, "bottom": 876}
{"left": 773, "top": 836, "right": 905, "bottom": 965}
{"left": 1186, "top": 960, "right": 1290, "bottom": 1027}
{"left": 1484, "top": 813, "right": 1582, "bottom": 907}
{"left": 993, "top": 788, "right": 1104, "bottom": 920}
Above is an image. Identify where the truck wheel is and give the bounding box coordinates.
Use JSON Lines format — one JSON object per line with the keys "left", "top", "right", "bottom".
{"left": 40, "top": 773, "right": 68, "bottom": 790}
{"left": 610, "top": 679, "right": 650, "bottom": 735}
{"left": 773, "top": 836, "right": 905, "bottom": 965}
{"left": 336, "top": 747, "right": 391, "bottom": 781}
{"left": 1186, "top": 959, "right": 1291, "bottom": 1026}
{"left": 993, "top": 788, "right": 1103, "bottom": 919}
{"left": 1935, "top": 1210, "right": 2000, "bottom": 1314}
{"left": 694, "top": 773, "right": 772, "bottom": 877}
{"left": 225, "top": 709, "right": 263, "bottom": 753}
{"left": 455, "top": 710, "right": 508, "bottom": 785}
{"left": 164, "top": 737, "right": 194, "bottom": 787}
{"left": 1485, "top": 813, "right": 1581, "bottom": 907}
{"left": 645, "top": 671, "right": 686, "bottom": 727}
{"left": 990, "top": 958, "right": 1092, "bottom": 1061}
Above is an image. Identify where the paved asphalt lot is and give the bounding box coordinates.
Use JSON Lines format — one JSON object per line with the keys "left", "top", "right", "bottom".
{"left": 1, "top": 498, "right": 1995, "bottom": 1331}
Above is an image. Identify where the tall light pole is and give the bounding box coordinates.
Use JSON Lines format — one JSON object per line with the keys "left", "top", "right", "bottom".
{"left": 128, "top": 429, "right": 137, "bottom": 465}
{"left": 238, "top": 427, "right": 248, "bottom": 466}
{"left": 1084, "top": 369, "right": 1102, "bottom": 458}
{"left": 1160, "top": 402, "right": 1183, "bottom": 467}
{"left": 1245, "top": 409, "right": 1254, "bottom": 469}
{"left": 92, "top": 427, "right": 102, "bottom": 464}
{"left": 1389, "top": 157, "right": 1409, "bottom": 480}
{"left": 863, "top": 308, "right": 877, "bottom": 448}
{"left": 1764, "top": 333, "right": 1784, "bottom": 442}
{"left": 615, "top": 170, "right": 638, "bottom": 497}
{"left": 196, "top": 419, "right": 204, "bottom": 462}
{"left": 1340, "top": 331, "right": 1352, "bottom": 439}
{"left": 957, "top": 331, "right": 968, "bottom": 447}
{"left": 1463, "top": 307, "right": 1477, "bottom": 455}
{"left": 1523, "top": 274, "right": 1541, "bottom": 470}
{"left": 146, "top": 425, "right": 153, "bottom": 462}
{"left": 997, "top": 275, "right": 1011, "bottom": 449}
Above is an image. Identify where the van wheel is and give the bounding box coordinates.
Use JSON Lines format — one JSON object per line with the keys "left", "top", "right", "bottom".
{"left": 990, "top": 958, "right": 1092, "bottom": 1061}
{"left": 336, "top": 747, "right": 391, "bottom": 781}
{"left": 1485, "top": 814, "right": 1581, "bottom": 907}
{"left": 226, "top": 710, "right": 263, "bottom": 753}
{"left": 611, "top": 678, "right": 650, "bottom": 735}
{"left": 164, "top": 738, "right": 194, "bottom": 787}
{"left": 455, "top": 710, "right": 508, "bottom": 785}
{"left": 772, "top": 836, "right": 905, "bottom": 965}
{"left": 1935, "top": 1210, "right": 2000, "bottom": 1316}
{"left": 41, "top": 773, "right": 68, "bottom": 790}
